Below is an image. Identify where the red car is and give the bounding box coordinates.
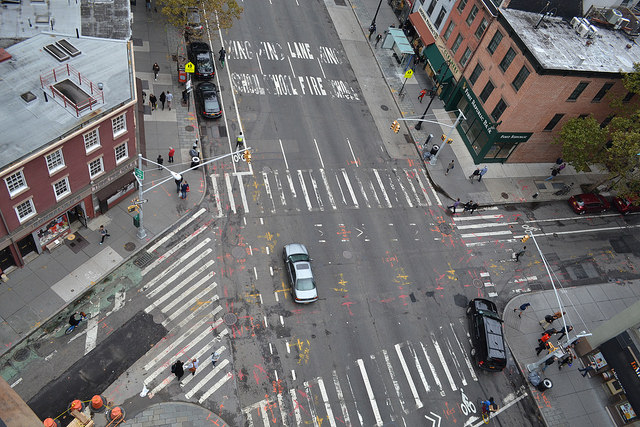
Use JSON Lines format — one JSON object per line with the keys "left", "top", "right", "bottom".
{"left": 568, "top": 193, "right": 610, "bottom": 214}
{"left": 612, "top": 197, "right": 640, "bottom": 215}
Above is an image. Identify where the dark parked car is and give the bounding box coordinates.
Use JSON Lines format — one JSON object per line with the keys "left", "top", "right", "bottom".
{"left": 185, "top": 7, "right": 203, "bottom": 36}
{"left": 283, "top": 244, "right": 318, "bottom": 304}
{"left": 466, "top": 298, "right": 506, "bottom": 372}
{"left": 195, "top": 82, "right": 222, "bottom": 119}
{"left": 187, "top": 42, "right": 214, "bottom": 79}
{"left": 612, "top": 196, "right": 640, "bottom": 215}
{"left": 568, "top": 193, "right": 610, "bottom": 214}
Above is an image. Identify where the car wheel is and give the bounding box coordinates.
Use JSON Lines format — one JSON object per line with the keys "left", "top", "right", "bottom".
{"left": 471, "top": 347, "right": 476, "bottom": 356}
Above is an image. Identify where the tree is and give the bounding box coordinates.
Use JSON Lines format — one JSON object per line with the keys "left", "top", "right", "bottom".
{"left": 555, "top": 64, "right": 640, "bottom": 198}
{"left": 157, "top": 0, "right": 243, "bottom": 32}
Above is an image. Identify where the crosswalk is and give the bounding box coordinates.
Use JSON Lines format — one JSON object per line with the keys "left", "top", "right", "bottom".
{"left": 452, "top": 209, "right": 523, "bottom": 248}
{"left": 211, "top": 167, "right": 440, "bottom": 217}
{"left": 243, "top": 322, "right": 478, "bottom": 426}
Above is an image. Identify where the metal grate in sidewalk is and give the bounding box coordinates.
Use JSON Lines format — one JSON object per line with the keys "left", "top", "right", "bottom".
{"left": 134, "top": 252, "right": 155, "bottom": 268}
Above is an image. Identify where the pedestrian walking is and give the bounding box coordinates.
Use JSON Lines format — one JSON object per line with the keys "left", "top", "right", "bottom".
{"left": 236, "top": 132, "right": 244, "bottom": 150}
{"left": 418, "top": 89, "right": 427, "bottom": 103}
{"left": 556, "top": 325, "right": 573, "bottom": 340}
{"left": 180, "top": 181, "right": 189, "bottom": 199}
{"left": 145, "top": 0, "right": 151, "bottom": 12}
{"left": 445, "top": 160, "right": 455, "bottom": 175}
{"left": 514, "top": 302, "right": 531, "bottom": 317}
{"left": 463, "top": 200, "right": 474, "bottom": 214}
{"left": 447, "top": 198, "right": 461, "bottom": 213}
{"left": 514, "top": 246, "right": 527, "bottom": 262}
{"left": 469, "top": 202, "right": 479, "bottom": 215}
{"left": 478, "top": 166, "right": 488, "bottom": 182}
{"left": 578, "top": 361, "right": 597, "bottom": 377}
{"left": 375, "top": 33, "right": 382, "bottom": 47}
{"left": 557, "top": 162, "right": 566, "bottom": 173}
{"left": 211, "top": 351, "right": 221, "bottom": 367}
{"left": 152, "top": 62, "right": 160, "bottom": 80}
{"left": 545, "top": 168, "right": 558, "bottom": 181}
{"left": 469, "top": 168, "right": 480, "bottom": 182}
{"left": 539, "top": 311, "right": 565, "bottom": 329}
{"left": 535, "top": 340, "right": 549, "bottom": 356}
{"left": 555, "top": 157, "right": 564, "bottom": 165}
{"left": 541, "top": 356, "right": 557, "bottom": 372}
{"left": 149, "top": 93, "right": 157, "bottom": 110}
{"left": 174, "top": 174, "right": 183, "bottom": 194}
{"left": 544, "top": 327, "right": 558, "bottom": 336}
{"left": 539, "top": 332, "right": 551, "bottom": 345}
{"left": 557, "top": 353, "right": 573, "bottom": 370}
{"left": 171, "top": 360, "right": 184, "bottom": 380}
{"left": 166, "top": 91, "right": 173, "bottom": 110}
{"left": 168, "top": 147, "right": 175, "bottom": 163}
{"left": 185, "top": 358, "right": 199, "bottom": 376}
{"left": 157, "top": 154, "right": 164, "bottom": 170}
{"left": 99, "top": 225, "right": 110, "bottom": 244}
{"left": 159, "top": 91, "right": 166, "bottom": 110}
{"left": 368, "top": 23, "right": 376, "bottom": 40}
{"left": 219, "top": 47, "right": 226, "bottom": 66}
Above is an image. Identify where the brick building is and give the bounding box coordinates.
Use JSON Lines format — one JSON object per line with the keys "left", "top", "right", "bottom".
{"left": 409, "top": 1, "right": 640, "bottom": 163}
{"left": 0, "top": 34, "right": 137, "bottom": 271}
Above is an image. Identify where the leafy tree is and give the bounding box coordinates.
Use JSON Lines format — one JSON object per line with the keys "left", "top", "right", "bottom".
{"left": 555, "top": 64, "right": 640, "bottom": 198}
{"left": 157, "top": 0, "right": 243, "bottom": 32}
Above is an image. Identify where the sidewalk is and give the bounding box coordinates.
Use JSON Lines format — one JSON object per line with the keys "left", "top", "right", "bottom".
{"left": 505, "top": 282, "right": 640, "bottom": 426}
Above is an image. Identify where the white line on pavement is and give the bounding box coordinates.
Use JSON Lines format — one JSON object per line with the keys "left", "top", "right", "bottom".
{"left": 262, "top": 171, "right": 276, "bottom": 213}
{"left": 297, "top": 170, "right": 313, "bottom": 211}
{"left": 460, "top": 230, "right": 513, "bottom": 238}
{"left": 373, "top": 169, "right": 392, "bottom": 208}
{"left": 420, "top": 341, "right": 444, "bottom": 396}
{"left": 395, "top": 343, "right": 423, "bottom": 409}
{"left": 141, "top": 223, "right": 210, "bottom": 276}
{"left": 210, "top": 174, "right": 224, "bottom": 217}
{"left": 308, "top": 172, "right": 324, "bottom": 211}
{"left": 382, "top": 349, "right": 407, "bottom": 414}
{"left": 332, "top": 370, "right": 351, "bottom": 427}
{"left": 356, "top": 358, "right": 383, "bottom": 426}
{"left": 450, "top": 322, "right": 478, "bottom": 382}
{"left": 225, "top": 173, "right": 236, "bottom": 214}
{"left": 320, "top": 169, "right": 337, "bottom": 210}
{"left": 142, "top": 241, "right": 211, "bottom": 292}
{"left": 341, "top": 169, "right": 358, "bottom": 208}
{"left": 317, "top": 377, "right": 337, "bottom": 427}
{"left": 431, "top": 334, "right": 457, "bottom": 391}
{"left": 235, "top": 173, "right": 249, "bottom": 214}
{"left": 304, "top": 381, "right": 320, "bottom": 427}
{"left": 147, "top": 208, "right": 206, "bottom": 253}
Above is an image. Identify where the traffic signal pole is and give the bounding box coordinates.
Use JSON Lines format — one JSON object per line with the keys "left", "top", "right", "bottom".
{"left": 429, "top": 110, "right": 465, "bottom": 166}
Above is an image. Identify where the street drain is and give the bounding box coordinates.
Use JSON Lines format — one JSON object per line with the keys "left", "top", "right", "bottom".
{"left": 224, "top": 313, "right": 238, "bottom": 326}
{"left": 133, "top": 252, "right": 155, "bottom": 268}
{"left": 13, "top": 348, "right": 29, "bottom": 362}
{"left": 124, "top": 242, "right": 136, "bottom": 252}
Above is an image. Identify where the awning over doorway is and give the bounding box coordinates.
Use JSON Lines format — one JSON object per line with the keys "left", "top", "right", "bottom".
{"left": 409, "top": 12, "right": 435, "bottom": 46}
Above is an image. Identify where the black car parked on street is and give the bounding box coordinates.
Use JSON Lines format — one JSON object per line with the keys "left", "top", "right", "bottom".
{"left": 187, "top": 42, "right": 214, "bottom": 79}
{"left": 466, "top": 298, "right": 507, "bottom": 372}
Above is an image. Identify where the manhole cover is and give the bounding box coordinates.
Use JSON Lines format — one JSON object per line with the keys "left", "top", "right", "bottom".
{"left": 472, "top": 278, "right": 483, "bottom": 289}
{"left": 438, "top": 223, "right": 452, "bottom": 234}
{"left": 185, "top": 125, "right": 194, "bottom": 132}
{"left": 224, "top": 313, "right": 238, "bottom": 326}
{"left": 380, "top": 105, "right": 389, "bottom": 111}
{"left": 501, "top": 192, "right": 509, "bottom": 199}
{"left": 343, "top": 250, "right": 352, "bottom": 259}
{"left": 13, "top": 348, "right": 29, "bottom": 362}
{"left": 134, "top": 252, "right": 155, "bottom": 268}
{"left": 124, "top": 242, "right": 136, "bottom": 252}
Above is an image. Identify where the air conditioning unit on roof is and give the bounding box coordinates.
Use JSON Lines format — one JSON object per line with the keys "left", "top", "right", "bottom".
{"left": 577, "top": 23, "right": 591, "bottom": 37}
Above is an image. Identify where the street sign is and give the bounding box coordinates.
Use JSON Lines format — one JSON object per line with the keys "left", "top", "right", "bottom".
{"left": 404, "top": 69, "right": 414, "bottom": 79}
{"left": 134, "top": 168, "right": 144, "bottom": 180}
{"left": 185, "top": 62, "right": 195, "bottom": 73}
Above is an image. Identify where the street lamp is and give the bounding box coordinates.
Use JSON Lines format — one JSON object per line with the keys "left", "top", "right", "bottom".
{"left": 415, "top": 62, "right": 449, "bottom": 131}
{"left": 370, "top": 0, "right": 383, "bottom": 28}
{"left": 428, "top": 109, "right": 465, "bottom": 165}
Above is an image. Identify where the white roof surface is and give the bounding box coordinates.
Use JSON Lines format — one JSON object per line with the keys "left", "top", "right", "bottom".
{"left": 501, "top": 8, "right": 640, "bottom": 73}
{"left": 0, "top": 33, "right": 133, "bottom": 170}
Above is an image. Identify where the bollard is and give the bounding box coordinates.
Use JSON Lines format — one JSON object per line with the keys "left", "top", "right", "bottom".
{"left": 91, "top": 395, "right": 106, "bottom": 412}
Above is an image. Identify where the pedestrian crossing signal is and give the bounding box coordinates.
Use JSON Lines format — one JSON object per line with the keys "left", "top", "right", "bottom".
{"left": 391, "top": 120, "right": 400, "bottom": 133}
{"left": 243, "top": 150, "right": 252, "bottom": 164}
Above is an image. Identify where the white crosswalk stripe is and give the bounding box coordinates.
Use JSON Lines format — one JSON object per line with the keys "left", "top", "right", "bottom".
{"left": 452, "top": 209, "right": 519, "bottom": 247}
{"left": 242, "top": 332, "right": 479, "bottom": 426}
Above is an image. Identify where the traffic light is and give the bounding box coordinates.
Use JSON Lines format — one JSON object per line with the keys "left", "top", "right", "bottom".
{"left": 243, "top": 150, "right": 252, "bottom": 164}
{"left": 127, "top": 205, "right": 139, "bottom": 213}
{"left": 441, "top": 134, "right": 446, "bottom": 141}
{"left": 521, "top": 235, "right": 530, "bottom": 243}
{"left": 391, "top": 120, "right": 400, "bottom": 133}
{"left": 446, "top": 138, "right": 453, "bottom": 144}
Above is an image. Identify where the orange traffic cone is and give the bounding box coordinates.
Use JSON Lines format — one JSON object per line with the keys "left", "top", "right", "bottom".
{"left": 91, "top": 395, "right": 107, "bottom": 412}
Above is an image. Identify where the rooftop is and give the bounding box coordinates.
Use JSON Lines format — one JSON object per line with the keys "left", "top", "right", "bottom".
{"left": 500, "top": 8, "right": 640, "bottom": 74}
{"left": 0, "top": 33, "right": 134, "bottom": 171}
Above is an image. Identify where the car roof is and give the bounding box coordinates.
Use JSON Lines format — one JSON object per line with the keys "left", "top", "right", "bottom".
{"left": 294, "top": 261, "right": 313, "bottom": 279}
{"left": 574, "top": 193, "right": 604, "bottom": 203}
{"left": 285, "top": 243, "right": 308, "bottom": 257}
{"left": 471, "top": 298, "right": 498, "bottom": 313}
{"left": 197, "top": 82, "right": 216, "bottom": 91}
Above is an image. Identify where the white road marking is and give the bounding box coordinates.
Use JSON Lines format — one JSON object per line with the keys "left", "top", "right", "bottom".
{"left": 274, "top": 170, "right": 286, "bottom": 207}
{"left": 373, "top": 169, "right": 392, "bottom": 208}
{"left": 334, "top": 170, "right": 347, "bottom": 205}
{"left": 147, "top": 259, "right": 215, "bottom": 300}
{"left": 394, "top": 343, "right": 423, "bottom": 409}
{"left": 280, "top": 139, "right": 289, "bottom": 170}
{"left": 262, "top": 172, "right": 276, "bottom": 213}
{"left": 356, "top": 359, "right": 383, "bottom": 426}
{"left": 142, "top": 240, "right": 211, "bottom": 292}
{"left": 304, "top": 381, "right": 320, "bottom": 427}
{"left": 382, "top": 349, "right": 406, "bottom": 414}
{"left": 403, "top": 169, "right": 424, "bottom": 207}
{"left": 408, "top": 342, "right": 430, "bottom": 393}
{"left": 453, "top": 214, "right": 504, "bottom": 221}
{"left": 297, "top": 170, "right": 313, "bottom": 211}
{"left": 162, "top": 298, "right": 220, "bottom": 328}
{"left": 460, "top": 230, "right": 513, "bottom": 238}
{"left": 455, "top": 222, "right": 518, "bottom": 229}
{"left": 320, "top": 169, "right": 337, "bottom": 210}
{"left": 314, "top": 138, "right": 325, "bottom": 169}
{"left": 345, "top": 371, "right": 364, "bottom": 426}
{"left": 393, "top": 169, "right": 413, "bottom": 207}
{"left": 308, "top": 172, "right": 324, "bottom": 211}
{"left": 159, "top": 280, "right": 217, "bottom": 314}
{"left": 290, "top": 388, "right": 302, "bottom": 426}
{"left": 210, "top": 174, "right": 224, "bottom": 217}
{"left": 225, "top": 173, "right": 236, "bottom": 214}
{"left": 450, "top": 322, "right": 478, "bottom": 382}
{"left": 431, "top": 334, "right": 456, "bottom": 391}
{"left": 464, "top": 238, "right": 518, "bottom": 247}
{"left": 236, "top": 173, "right": 249, "bottom": 214}
{"left": 104, "top": 288, "right": 126, "bottom": 317}
{"left": 178, "top": 329, "right": 230, "bottom": 388}
{"left": 286, "top": 170, "right": 297, "bottom": 199}
{"left": 354, "top": 174, "right": 371, "bottom": 209}
{"left": 367, "top": 178, "right": 382, "bottom": 208}
{"left": 341, "top": 169, "right": 358, "bottom": 208}
{"left": 468, "top": 392, "right": 529, "bottom": 427}
{"left": 332, "top": 371, "right": 351, "bottom": 427}
{"left": 413, "top": 168, "right": 433, "bottom": 206}
{"left": 147, "top": 208, "right": 206, "bottom": 252}
{"left": 346, "top": 138, "right": 358, "bottom": 167}
{"left": 187, "top": 359, "right": 231, "bottom": 401}
{"left": 278, "top": 392, "right": 289, "bottom": 427}
{"left": 141, "top": 224, "right": 209, "bottom": 276}
{"left": 84, "top": 307, "right": 100, "bottom": 355}
{"left": 443, "top": 334, "right": 467, "bottom": 386}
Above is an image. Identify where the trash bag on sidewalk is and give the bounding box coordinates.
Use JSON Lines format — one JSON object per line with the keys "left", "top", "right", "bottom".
{"left": 528, "top": 370, "right": 541, "bottom": 387}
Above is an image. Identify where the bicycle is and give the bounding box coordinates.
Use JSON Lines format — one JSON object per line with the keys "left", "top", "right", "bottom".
{"left": 480, "top": 399, "right": 499, "bottom": 424}
{"left": 65, "top": 312, "right": 87, "bottom": 335}
{"left": 554, "top": 182, "right": 574, "bottom": 196}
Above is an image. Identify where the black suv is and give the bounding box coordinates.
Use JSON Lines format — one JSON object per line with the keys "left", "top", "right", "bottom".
{"left": 466, "top": 298, "right": 507, "bottom": 372}
{"left": 187, "top": 42, "right": 214, "bottom": 79}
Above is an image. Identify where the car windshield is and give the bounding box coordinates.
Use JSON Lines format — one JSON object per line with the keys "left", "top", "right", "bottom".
{"left": 203, "top": 92, "right": 219, "bottom": 111}
{"left": 196, "top": 53, "right": 212, "bottom": 72}
{"left": 296, "top": 278, "right": 315, "bottom": 291}
{"left": 289, "top": 253, "right": 309, "bottom": 263}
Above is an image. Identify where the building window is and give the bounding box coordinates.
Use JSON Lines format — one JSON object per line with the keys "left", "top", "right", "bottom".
{"left": 469, "top": 63, "right": 483, "bottom": 85}
{"left": 487, "top": 31, "right": 503, "bottom": 55}
{"left": 45, "top": 149, "right": 65, "bottom": 174}
{"left": 491, "top": 98, "right": 508, "bottom": 121}
{"left": 83, "top": 129, "right": 101, "bottom": 153}
{"left": 112, "top": 113, "right": 127, "bottom": 137}
{"left": 567, "top": 82, "right": 589, "bottom": 101}
{"left": 89, "top": 157, "right": 104, "bottom": 178}
{"left": 466, "top": 5, "right": 478, "bottom": 26}
{"left": 600, "top": 114, "right": 615, "bottom": 128}
{"left": 434, "top": 7, "right": 447, "bottom": 27}
{"left": 592, "top": 82, "right": 614, "bottom": 103}
{"left": 544, "top": 113, "right": 565, "bottom": 131}
{"left": 5, "top": 170, "right": 27, "bottom": 196}
{"left": 475, "top": 18, "right": 488, "bottom": 39}
{"left": 451, "top": 34, "right": 463, "bottom": 54}
{"left": 512, "top": 66, "right": 530, "bottom": 91}
{"left": 115, "top": 142, "right": 129, "bottom": 164}
{"left": 443, "top": 22, "right": 455, "bottom": 41}
{"left": 427, "top": 0, "right": 437, "bottom": 15}
{"left": 622, "top": 91, "right": 635, "bottom": 103}
{"left": 499, "top": 47, "right": 516, "bottom": 72}
{"left": 460, "top": 47, "right": 472, "bottom": 67}
{"left": 457, "top": 0, "right": 468, "bottom": 14}
{"left": 479, "top": 80, "right": 495, "bottom": 103}
{"left": 15, "top": 199, "right": 36, "bottom": 223}
{"left": 53, "top": 177, "right": 71, "bottom": 201}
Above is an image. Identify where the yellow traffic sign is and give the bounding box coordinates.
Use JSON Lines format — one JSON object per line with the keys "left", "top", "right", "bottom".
{"left": 404, "top": 69, "right": 414, "bottom": 79}
{"left": 185, "top": 62, "right": 195, "bottom": 73}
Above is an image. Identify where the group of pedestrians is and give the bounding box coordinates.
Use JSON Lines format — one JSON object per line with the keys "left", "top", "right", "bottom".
{"left": 545, "top": 157, "right": 567, "bottom": 181}
{"left": 469, "top": 166, "right": 488, "bottom": 183}
{"left": 447, "top": 198, "right": 478, "bottom": 214}
{"left": 171, "top": 352, "right": 221, "bottom": 381}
